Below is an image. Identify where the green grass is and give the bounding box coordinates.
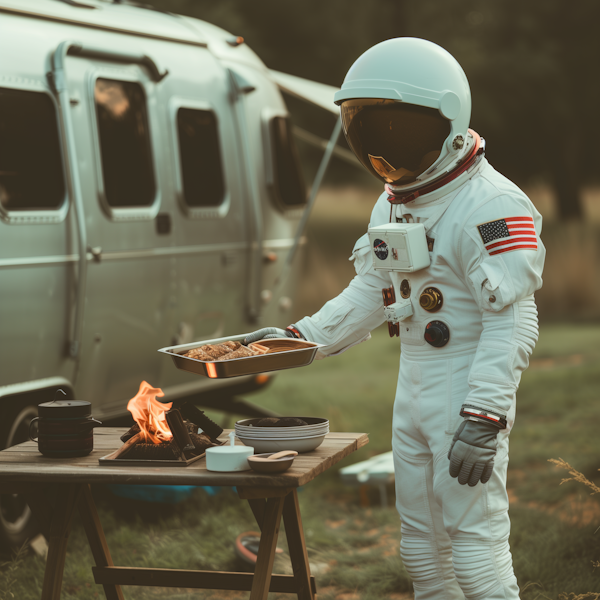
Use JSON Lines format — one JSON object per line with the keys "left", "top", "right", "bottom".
{"left": 2, "top": 323, "right": 600, "bottom": 599}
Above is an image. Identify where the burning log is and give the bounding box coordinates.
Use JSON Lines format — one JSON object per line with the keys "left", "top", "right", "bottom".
{"left": 179, "top": 403, "right": 224, "bottom": 442}
{"left": 189, "top": 432, "right": 215, "bottom": 455}
{"left": 123, "top": 438, "right": 183, "bottom": 461}
{"left": 120, "top": 423, "right": 140, "bottom": 443}
{"left": 165, "top": 409, "right": 194, "bottom": 455}
{"left": 109, "top": 432, "right": 144, "bottom": 460}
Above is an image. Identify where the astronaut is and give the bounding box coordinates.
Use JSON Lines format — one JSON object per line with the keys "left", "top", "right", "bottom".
{"left": 246, "top": 38, "right": 545, "bottom": 599}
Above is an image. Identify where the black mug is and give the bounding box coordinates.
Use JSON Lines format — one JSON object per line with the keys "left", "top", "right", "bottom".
{"left": 29, "top": 398, "right": 102, "bottom": 458}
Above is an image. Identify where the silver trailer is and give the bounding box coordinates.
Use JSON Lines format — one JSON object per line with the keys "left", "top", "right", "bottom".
{"left": 0, "top": 0, "right": 340, "bottom": 547}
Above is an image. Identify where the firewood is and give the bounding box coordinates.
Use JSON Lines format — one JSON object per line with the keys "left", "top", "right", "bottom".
{"left": 103, "top": 432, "right": 143, "bottom": 460}
{"left": 120, "top": 423, "right": 141, "bottom": 443}
{"left": 179, "top": 403, "right": 223, "bottom": 442}
{"left": 124, "top": 439, "right": 182, "bottom": 461}
{"left": 189, "top": 432, "right": 214, "bottom": 455}
{"left": 166, "top": 409, "right": 195, "bottom": 455}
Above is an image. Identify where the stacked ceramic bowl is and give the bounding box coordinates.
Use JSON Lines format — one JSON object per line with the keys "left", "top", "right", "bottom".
{"left": 235, "top": 417, "right": 329, "bottom": 453}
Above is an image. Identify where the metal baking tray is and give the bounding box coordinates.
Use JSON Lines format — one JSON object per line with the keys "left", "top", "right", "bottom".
{"left": 98, "top": 439, "right": 225, "bottom": 467}
{"left": 98, "top": 450, "right": 207, "bottom": 468}
{"left": 158, "top": 334, "right": 324, "bottom": 379}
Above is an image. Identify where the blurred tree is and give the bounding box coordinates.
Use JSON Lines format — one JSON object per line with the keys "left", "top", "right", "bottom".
{"left": 411, "top": 0, "right": 600, "bottom": 219}
{"left": 142, "top": 0, "right": 598, "bottom": 218}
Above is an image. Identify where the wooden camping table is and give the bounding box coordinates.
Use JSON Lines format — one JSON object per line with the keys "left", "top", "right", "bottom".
{"left": 0, "top": 428, "right": 368, "bottom": 600}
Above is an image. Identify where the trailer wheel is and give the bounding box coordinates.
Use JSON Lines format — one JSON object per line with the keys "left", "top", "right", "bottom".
{"left": 0, "top": 403, "right": 40, "bottom": 550}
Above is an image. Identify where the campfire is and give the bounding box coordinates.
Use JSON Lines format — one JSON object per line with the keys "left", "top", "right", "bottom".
{"left": 127, "top": 382, "right": 173, "bottom": 445}
{"left": 103, "top": 381, "right": 223, "bottom": 465}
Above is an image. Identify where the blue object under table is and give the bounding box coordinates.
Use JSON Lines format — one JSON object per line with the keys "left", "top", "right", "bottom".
{"left": 106, "top": 484, "right": 221, "bottom": 503}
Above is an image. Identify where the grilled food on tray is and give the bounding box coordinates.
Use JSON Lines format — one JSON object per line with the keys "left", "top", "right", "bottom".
{"left": 182, "top": 342, "right": 260, "bottom": 361}
{"left": 181, "top": 338, "right": 313, "bottom": 362}
{"left": 217, "top": 346, "right": 256, "bottom": 360}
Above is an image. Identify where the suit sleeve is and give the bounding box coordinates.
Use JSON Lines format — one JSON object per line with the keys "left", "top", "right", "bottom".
{"left": 295, "top": 194, "right": 391, "bottom": 358}
{"left": 459, "top": 194, "right": 546, "bottom": 424}
{"left": 295, "top": 232, "right": 389, "bottom": 357}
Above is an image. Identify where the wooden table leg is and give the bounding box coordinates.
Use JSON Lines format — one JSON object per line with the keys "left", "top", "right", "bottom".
{"left": 77, "top": 484, "right": 124, "bottom": 600}
{"left": 249, "top": 495, "right": 285, "bottom": 600}
{"left": 282, "top": 489, "right": 315, "bottom": 600}
{"left": 41, "top": 483, "right": 81, "bottom": 600}
{"left": 23, "top": 484, "right": 53, "bottom": 539}
{"left": 247, "top": 498, "right": 267, "bottom": 531}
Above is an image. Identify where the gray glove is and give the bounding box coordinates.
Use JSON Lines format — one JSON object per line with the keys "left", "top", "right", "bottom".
{"left": 448, "top": 419, "right": 499, "bottom": 486}
{"left": 243, "top": 326, "right": 304, "bottom": 346}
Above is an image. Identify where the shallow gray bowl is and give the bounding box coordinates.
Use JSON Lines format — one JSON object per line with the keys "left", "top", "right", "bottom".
{"left": 247, "top": 452, "right": 296, "bottom": 473}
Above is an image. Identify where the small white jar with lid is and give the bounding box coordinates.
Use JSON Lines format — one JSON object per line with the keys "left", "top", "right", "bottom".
{"left": 206, "top": 432, "right": 253, "bottom": 472}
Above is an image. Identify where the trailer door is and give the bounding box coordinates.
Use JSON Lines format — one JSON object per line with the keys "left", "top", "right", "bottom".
{"left": 54, "top": 47, "right": 171, "bottom": 417}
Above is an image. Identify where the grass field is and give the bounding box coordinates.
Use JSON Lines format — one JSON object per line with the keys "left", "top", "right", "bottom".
{"left": 2, "top": 322, "right": 600, "bottom": 600}
{"left": 2, "top": 185, "right": 600, "bottom": 599}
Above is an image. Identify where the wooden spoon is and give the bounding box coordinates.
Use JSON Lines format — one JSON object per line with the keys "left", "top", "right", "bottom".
{"left": 248, "top": 450, "right": 298, "bottom": 462}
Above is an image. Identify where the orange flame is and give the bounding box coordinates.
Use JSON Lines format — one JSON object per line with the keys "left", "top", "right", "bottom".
{"left": 127, "top": 381, "right": 173, "bottom": 444}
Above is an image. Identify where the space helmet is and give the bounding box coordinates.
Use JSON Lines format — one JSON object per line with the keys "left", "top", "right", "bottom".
{"left": 334, "top": 38, "right": 472, "bottom": 190}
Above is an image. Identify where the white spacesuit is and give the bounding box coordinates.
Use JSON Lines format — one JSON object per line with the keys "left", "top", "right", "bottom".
{"left": 247, "top": 38, "right": 545, "bottom": 600}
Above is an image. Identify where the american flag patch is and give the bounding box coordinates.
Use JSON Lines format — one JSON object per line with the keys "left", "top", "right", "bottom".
{"left": 477, "top": 217, "right": 537, "bottom": 255}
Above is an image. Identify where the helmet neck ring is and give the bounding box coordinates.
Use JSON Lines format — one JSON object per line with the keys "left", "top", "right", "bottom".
{"left": 385, "top": 129, "right": 483, "bottom": 205}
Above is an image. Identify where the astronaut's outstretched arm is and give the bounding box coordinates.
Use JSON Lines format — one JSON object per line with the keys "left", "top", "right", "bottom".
{"left": 292, "top": 199, "right": 393, "bottom": 357}
{"left": 246, "top": 195, "right": 392, "bottom": 355}
{"left": 245, "top": 262, "right": 387, "bottom": 354}
{"left": 295, "top": 264, "right": 388, "bottom": 358}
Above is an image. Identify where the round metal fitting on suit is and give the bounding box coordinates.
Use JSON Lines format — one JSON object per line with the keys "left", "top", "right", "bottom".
{"left": 419, "top": 287, "right": 443, "bottom": 312}
{"left": 400, "top": 279, "right": 411, "bottom": 299}
{"left": 424, "top": 321, "right": 450, "bottom": 348}
{"left": 452, "top": 135, "right": 464, "bottom": 150}
{"left": 489, "top": 295, "right": 496, "bottom": 303}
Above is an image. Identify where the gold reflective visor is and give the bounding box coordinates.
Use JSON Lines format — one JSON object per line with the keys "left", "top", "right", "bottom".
{"left": 368, "top": 150, "right": 442, "bottom": 184}
{"left": 341, "top": 99, "right": 450, "bottom": 185}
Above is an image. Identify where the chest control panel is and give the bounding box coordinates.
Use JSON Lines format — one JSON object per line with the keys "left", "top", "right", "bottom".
{"left": 424, "top": 321, "right": 450, "bottom": 348}
{"left": 368, "top": 223, "right": 431, "bottom": 272}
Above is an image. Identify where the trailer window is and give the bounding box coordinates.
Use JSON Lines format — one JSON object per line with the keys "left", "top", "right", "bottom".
{"left": 94, "top": 79, "right": 155, "bottom": 207}
{"left": 177, "top": 108, "right": 225, "bottom": 207}
{"left": 270, "top": 116, "right": 306, "bottom": 207}
{"left": 0, "top": 88, "right": 65, "bottom": 211}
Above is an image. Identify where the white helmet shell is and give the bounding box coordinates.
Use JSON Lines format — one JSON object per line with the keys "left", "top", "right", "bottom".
{"left": 335, "top": 38, "right": 471, "bottom": 190}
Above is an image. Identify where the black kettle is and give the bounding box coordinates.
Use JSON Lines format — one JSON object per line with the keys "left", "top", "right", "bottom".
{"left": 29, "top": 390, "right": 102, "bottom": 458}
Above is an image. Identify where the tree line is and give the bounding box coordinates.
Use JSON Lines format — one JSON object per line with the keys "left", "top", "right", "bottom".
{"left": 145, "top": 0, "right": 599, "bottom": 219}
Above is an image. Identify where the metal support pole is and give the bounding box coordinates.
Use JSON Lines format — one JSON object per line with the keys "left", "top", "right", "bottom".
{"left": 51, "top": 41, "right": 88, "bottom": 360}
{"left": 276, "top": 117, "right": 343, "bottom": 289}
{"left": 227, "top": 68, "right": 262, "bottom": 324}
